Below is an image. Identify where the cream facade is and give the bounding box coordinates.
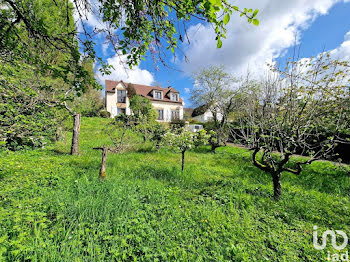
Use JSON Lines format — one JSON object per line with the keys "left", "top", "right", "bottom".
{"left": 106, "top": 83, "right": 131, "bottom": 118}
{"left": 105, "top": 81, "right": 184, "bottom": 122}
{"left": 192, "top": 110, "right": 223, "bottom": 123}
{"left": 151, "top": 101, "right": 184, "bottom": 122}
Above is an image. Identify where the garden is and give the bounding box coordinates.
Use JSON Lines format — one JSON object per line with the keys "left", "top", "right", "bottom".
{"left": 0, "top": 117, "right": 349, "bottom": 261}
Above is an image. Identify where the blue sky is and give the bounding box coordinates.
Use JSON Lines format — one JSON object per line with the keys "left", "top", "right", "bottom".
{"left": 86, "top": 0, "right": 350, "bottom": 108}
{"left": 278, "top": 1, "right": 350, "bottom": 62}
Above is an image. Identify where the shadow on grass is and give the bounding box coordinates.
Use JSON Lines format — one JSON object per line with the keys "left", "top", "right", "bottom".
{"left": 128, "top": 164, "right": 180, "bottom": 183}
{"left": 221, "top": 149, "right": 350, "bottom": 196}
{"left": 193, "top": 146, "right": 212, "bottom": 154}
{"left": 135, "top": 146, "right": 157, "bottom": 153}
{"left": 51, "top": 148, "right": 70, "bottom": 155}
{"left": 283, "top": 163, "right": 350, "bottom": 196}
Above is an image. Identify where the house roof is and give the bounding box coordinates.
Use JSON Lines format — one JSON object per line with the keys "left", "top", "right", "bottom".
{"left": 184, "top": 108, "right": 194, "bottom": 116}
{"left": 192, "top": 104, "right": 210, "bottom": 117}
{"left": 166, "top": 87, "right": 179, "bottom": 94}
{"left": 105, "top": 80, "right": 183, "bottom": 104}
{"left": 184, "top": 104, "right": 210, "bottom": 117}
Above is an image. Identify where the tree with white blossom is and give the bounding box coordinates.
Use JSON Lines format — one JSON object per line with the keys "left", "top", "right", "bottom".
{"left": 164, "top": 129, "right": 211, "bottom": 173}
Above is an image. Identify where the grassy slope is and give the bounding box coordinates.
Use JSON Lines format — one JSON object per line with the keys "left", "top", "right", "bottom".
{"left": 0, "top": 117, "right": 349, "bottom": 261}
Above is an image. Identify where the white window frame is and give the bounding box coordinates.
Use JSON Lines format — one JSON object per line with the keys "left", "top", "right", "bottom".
{"left": 154, "top": 91, "right": 162, "bottom": 99}
{"left": 157, "top": 109, "right": 164, "bottom": 120}
{"left": 171, "top": 110, "right": 180, "bottom": 120}
{"left": 171, "top": 93, "right": 178, "bottom": 101}
{"left": 117, "top": 90, "right": 126, "bottom": 103}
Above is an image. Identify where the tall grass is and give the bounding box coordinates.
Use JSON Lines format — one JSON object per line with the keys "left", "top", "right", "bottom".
{"left": 0, "top": 117, "right": 349, "bottom": 261}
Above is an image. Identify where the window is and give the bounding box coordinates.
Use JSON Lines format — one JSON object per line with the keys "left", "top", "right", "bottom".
{"left": 117, "top": 108, "right": 126, "bottom": 115}
{"left": 154, "top": 91, "right": 162, "bottom": 99}
{"left": 157, "top": 109, "right": 164, "bottom": 120}
{"left": 171, "top": 93, "right": 178, "bottom": 101}
{"left": 117, "top": 90, "right": 126, "bottom": 103}
{"left": 171, "top": 110, "right": 180, "bottom": 120}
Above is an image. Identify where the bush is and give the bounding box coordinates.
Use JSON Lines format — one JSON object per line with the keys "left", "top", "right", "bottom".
{"left": 150, "top": 123, "right": 168, "bottom": 150}
{"left": 189, "top": 119, "right": 202, "bottom": 124}
{"left": 202, "top": 121, "right": 229, "bottom": 152}
{"left": 169, "top": 119, "right": 186, "bottom": 133}
{"left": 99, "top": 110, "right": 111, "bottom": 118}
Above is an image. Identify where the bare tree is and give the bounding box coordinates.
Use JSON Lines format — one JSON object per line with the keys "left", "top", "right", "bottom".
{"left": 230, "top": 53, "right": 350, "bottom": 200}
{"left": 191, "top": 65, "right": 237, "bottom": 152}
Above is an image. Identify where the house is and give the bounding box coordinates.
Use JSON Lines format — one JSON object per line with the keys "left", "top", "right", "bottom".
{"left": 184, "top": 104, "right": 223, "bottom": 123}
{"left": 105, "top": 80, "right": 184, "bottom": 122}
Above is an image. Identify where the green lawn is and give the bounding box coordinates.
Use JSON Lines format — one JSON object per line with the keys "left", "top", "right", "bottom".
{"left": 1, "top": 117, "right": 349, "bottom": 261}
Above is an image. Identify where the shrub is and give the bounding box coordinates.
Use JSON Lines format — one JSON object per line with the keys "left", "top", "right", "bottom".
{"left": 203, "top": 121, "right": 229, "bottom": 152}
{"left": 99, "top": 110, "right": 111, "bottom": 118}
{"left": 169, "top": 119, "right": 186, "bottom": 132}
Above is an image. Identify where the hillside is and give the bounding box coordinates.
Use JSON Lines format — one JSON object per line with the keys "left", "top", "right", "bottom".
{"left": 0, "top": 117, "right": 349, "bottom": 261}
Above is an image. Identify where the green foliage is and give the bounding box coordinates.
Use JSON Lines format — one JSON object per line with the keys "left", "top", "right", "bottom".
{"left": 1, "top": 0, "right": 97, "bottom": 150}
{"left": 98, "top": 110, "right": 111, "bottom": 118}
{"left": 103, "top": 115, "right": 142, "bottom": 153}
{"left": 98, "top": 1, "right": 259, "bottom": 67}
{"left": 0, "top": 117, "right": 349, "bottom": 261}
{"left": 163, "top": 129, "right": 210, "bottom": 172}
{"left": 71, "top": 58, "right": 103, "bottom": 116}
{"left": 128, "top": 95, "right": 160, "bottom": 144}
{"left": 129, "top": 95, "right": 157, "bottom": 122}
{"left": 191, "top": 65, "right": 235, "bottom": 152}
{"left": 2, "top": 0, "right": 259, "bottom": 71}
{"left": 203, "top": 121, "right": 229, "bottom": 152}
{"left": 1, "top": 0, "right": 96, "bottom": 94}
{"left": 126, "top": 84, "right": 137, "bottom": 99}
{"left": 149, "top": 123, "right": 168, "bottom": 150}
{"left": 0, "top": 79, "right": 56, "bottom": 151}
{"left": 164, "top": 129, "right": 208, "bottom": 153}
{"left": 71, "top": 87, "right": 104, "bottom": 117}
{"left": 169, "top": 119, "right": 186, "bottom": 132}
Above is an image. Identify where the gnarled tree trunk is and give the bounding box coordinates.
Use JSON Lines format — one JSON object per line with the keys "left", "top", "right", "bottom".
{"left": 70, "top": 113, "right": 80, "bottom": 155}
{"left": 272, "top": 172, "right": 282, "bottom": 200}
{"left": 252, "top": 147, "right": 283, "bottom": 200}
{"left": 211, "top": 143, "right": 219, "bottom": 153}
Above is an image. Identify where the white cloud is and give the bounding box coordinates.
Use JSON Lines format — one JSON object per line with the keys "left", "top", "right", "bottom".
{"left": 329, "top": 30, "right": 350, "bottom": 60}
{"left": 95, "top": 55, "right": 154, "bottom": 86}
{"left": 184, "top": 87, "right": 191, "bottom": 93}
{"left": 102, "top": 42, "right": 110, "bottom": 56}
{"left": 343, "top": 31, "right": 350, "bottom": 42}
{"left": 181, "top": 0, "right": 349, "bottom": 77}
{"left": 72, "top": 0, "right": 107, "bottom": 31}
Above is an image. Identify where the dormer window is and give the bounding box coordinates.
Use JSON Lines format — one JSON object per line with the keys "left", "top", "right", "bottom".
{"left": 171, "top": 93, "right": 178, "bottom": 101}
{"left": 154, "top": 91, "right": 162, "bottom": 99}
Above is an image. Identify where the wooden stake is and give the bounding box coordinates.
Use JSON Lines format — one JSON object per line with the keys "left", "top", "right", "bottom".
{"left": 93, "top": 146, "right": 107, "bottom": 180}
